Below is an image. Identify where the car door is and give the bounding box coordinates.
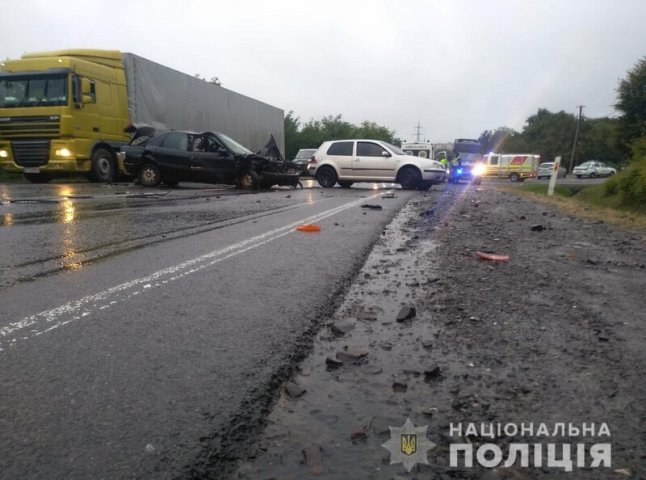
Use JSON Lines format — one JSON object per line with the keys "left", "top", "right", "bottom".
{"left": 597, "top": 162, "right": 610, "bottom": 176}
{"left": 352, "top": 141, "right": 396, "bottom": 181}
{"left": 189, "top": 134, "right": 237, "bottom": 184}
{"left": 156, "top": 132, "right": 191, "bottom": 180}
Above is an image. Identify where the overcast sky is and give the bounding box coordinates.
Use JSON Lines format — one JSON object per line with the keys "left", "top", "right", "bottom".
{"left": 2, "top": 0, "right": 645, "bottom": 142}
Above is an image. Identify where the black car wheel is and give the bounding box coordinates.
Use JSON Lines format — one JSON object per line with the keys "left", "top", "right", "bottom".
{"left": 397, "top": 167, "right": 421, "bottom": 190}
{"left": 589, "top": 172, "right": 597, "bottom": 178}
{"left": 138, "top": 163, "right": 162, "bottom": 187}
{"left": 89, "top": 147, "right": 116, "bottom": 183}
{"left": 316, "top": 166, "right": 337, "bottom": 188}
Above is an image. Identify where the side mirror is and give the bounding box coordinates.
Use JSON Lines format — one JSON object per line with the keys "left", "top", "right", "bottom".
{"left": 381, "top": 151, "right": 391, "bottom": 157}
{"left": 81, "top": 78, "right": 95, "bottom": 104}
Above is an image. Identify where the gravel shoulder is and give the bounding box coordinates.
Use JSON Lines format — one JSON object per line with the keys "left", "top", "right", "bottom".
{"left": 233, "top": 183, "right": 646, "bottom": 479}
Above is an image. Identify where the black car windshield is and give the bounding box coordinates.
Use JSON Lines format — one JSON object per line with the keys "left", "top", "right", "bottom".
{"left": 0, "top": 74, "right": 68, "bottom": 107}
{"left": 214, "top": 132, "right": 252, "bottom": 155}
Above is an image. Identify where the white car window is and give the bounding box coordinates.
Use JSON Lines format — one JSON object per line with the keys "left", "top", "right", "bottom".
{"left": 357, "top": 142, "right": 387, "bottom": 157}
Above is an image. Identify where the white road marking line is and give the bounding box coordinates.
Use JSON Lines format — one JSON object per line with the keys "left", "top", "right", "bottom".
{"left": 0, "top": 194, "right": 380, "bottom": 351}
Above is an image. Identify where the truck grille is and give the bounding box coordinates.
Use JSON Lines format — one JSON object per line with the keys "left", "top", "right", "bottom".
{"left": 0, "top": 116, "right": 60, "bottom": 139}
{"left": 11, "top": 140, "right": 50, "bottom": 167}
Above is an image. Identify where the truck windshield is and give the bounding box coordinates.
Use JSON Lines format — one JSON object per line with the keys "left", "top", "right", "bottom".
{"left": 0, "top": 74, "right": 68, "bottom": 108}
{"left": 454, "top": 140, "right": 482, "bottom": 154}
{"left": 215, "top": 132, "right": 253, "bottom": 155}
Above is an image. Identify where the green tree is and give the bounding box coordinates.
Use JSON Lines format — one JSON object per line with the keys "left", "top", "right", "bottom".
{"left": 578, "top": 117, "right": 623, "bottom": 166}
{"left": 284, "top": 111, "right": 301, "bottom": 160}
{"left": 353, "top": 121, "right": 400, "bottom": 145}
{"left": 478, "top": 127, "right": 518, "bottom": 153}
{"left": 284, "top": 113, "right": 400, "bottom": 159}
{"left": 513, "top": 108, "right": 576, "bottom": 162}
{"left": 616, "top": 57, "right": 646, "bottom": 156}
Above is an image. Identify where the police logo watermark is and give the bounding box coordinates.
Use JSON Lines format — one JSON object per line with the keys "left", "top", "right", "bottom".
{"left": 382, "top": 418, "right": 435, "bottom": 472}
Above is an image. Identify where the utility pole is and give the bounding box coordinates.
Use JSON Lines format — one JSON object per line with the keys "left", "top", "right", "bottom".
{"left": 568, "top": 105, "right": 584, "bottom": 173}
{"left": 413, "top": 121, "right": 423, "bottom": 142}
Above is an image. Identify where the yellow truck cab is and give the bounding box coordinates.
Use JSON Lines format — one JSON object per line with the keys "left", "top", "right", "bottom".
{"left": 0, "top": 49, "right": 129, "bottom": 182}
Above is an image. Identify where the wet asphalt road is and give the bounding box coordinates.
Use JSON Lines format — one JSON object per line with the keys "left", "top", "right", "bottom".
{"left": 0, "top": 180, "right": 419, "bottom": 479}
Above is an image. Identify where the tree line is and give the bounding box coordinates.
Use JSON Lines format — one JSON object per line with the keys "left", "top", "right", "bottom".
{"left": 284, "top": 113, "right": 400, "bottom": 161}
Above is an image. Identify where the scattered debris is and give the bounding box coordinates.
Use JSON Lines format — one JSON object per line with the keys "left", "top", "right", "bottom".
{"left": 331, "top": 320, "right": 355, "bottom": 336}
{"left": 325, "top": 356, "right": 344, "bottom": 369}
{"left": 381, "top": 192, "right": 396, "bottom": 198}
{"left": 302, "top": 445, "right": 324, "bottom": 475}
{"left": 359, "top": 365, "right": 383, "bottom": 375}
{"left": 392, "top": 380, "right": 408, "bottom": 392}
{"left": 424, "top": 364, "right": 441, "bottom": 379}
{"left": 361, "top": 204, "right": 383, "bottom": 210}
{"left": 296, "top": 224, "right": 321, "bottom": 232}
{"left": 530, "top": 224, "right": 545, "bottom": 231}
{"left": 476, "top": 251, "right": 510, "bottom": 262}
{"left": 396, "top": 305, "right": 417, "bottom": 322}
{"left": 350, "top": 427, "right": 368, "bottom": 441}
{"left": 336, "top": 350, "right": 368, "bottom": 363}
{"left": 614, "top": 468, "right": 632, "bottom": 476}
{"left": 285, "top": 382, "right": 307, "bottom": 398}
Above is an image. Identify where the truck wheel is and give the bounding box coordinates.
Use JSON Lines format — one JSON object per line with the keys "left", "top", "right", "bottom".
{"left": 24, "top": 173, "right": 53, "bottom": 183}
{"left": 510, "top": 173, "right": 520, "bottom": 182}
{"left": 316, "top": 166, "right": 337, "bottom": 188}
{"left": 397, "top": 167, "right": 421, "bottom": 190}
{"left": 138, "top": 163, "right": 161, "bottom": 187}
{"left": 89, "top": 147, "right": 116, "bottom": 183}
{"left": 338, "top": 180, "right": 353, "bottom": 188}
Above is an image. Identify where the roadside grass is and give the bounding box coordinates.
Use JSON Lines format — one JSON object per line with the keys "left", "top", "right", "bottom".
{"left": 498, "top": 181, "right": 646, "bottom": 233}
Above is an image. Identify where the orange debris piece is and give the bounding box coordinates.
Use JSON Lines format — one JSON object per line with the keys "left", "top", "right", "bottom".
{"left": 476, "top": 251, "right": 510, "bottom": 262}
{"left": 296, "top": 224, "right": 321, "bottom": 232}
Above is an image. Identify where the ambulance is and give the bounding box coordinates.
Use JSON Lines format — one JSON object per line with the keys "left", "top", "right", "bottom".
{"left": 480, "top": 153, "right": 540, "bottom": 182}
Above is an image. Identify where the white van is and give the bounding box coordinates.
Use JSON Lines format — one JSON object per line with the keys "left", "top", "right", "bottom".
{"left": 481, "top": 154, "right": 540, "bottom": 182}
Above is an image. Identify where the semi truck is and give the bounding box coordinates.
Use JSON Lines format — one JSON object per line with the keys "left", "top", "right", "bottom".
{"left": 0, "top": 49, "right": 285, "bottom": 183}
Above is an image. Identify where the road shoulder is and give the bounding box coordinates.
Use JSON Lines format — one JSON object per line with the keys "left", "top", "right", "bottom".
{"left": 235, "top": 184, "right": 646, "bottom": 479}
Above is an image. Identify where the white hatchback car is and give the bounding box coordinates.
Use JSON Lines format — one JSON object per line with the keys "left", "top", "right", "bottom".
{"left": 573, "top": 161, "right": 616, "bottom": 178}
{"left": 308, "top": 139, "right": 446, "bottom": 190}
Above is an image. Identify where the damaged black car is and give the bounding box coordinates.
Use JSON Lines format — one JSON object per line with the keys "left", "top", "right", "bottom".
{"left": 118, "top": 130, "right": 299, "bottom": 189}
